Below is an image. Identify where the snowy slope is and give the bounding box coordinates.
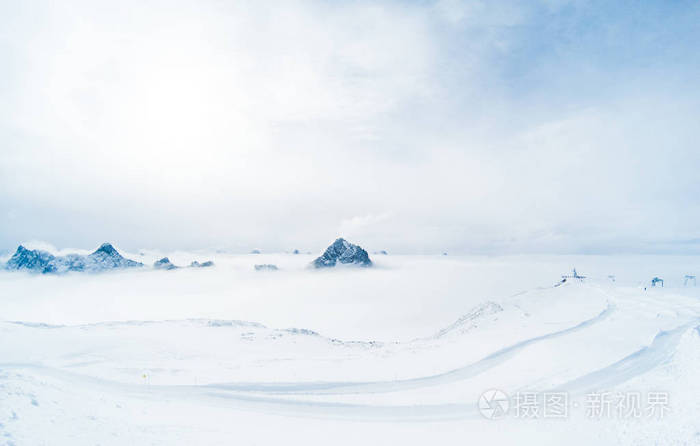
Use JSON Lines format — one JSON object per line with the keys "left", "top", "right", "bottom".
{"left": 1, "top": 254, "right": 699, "bottom": 445}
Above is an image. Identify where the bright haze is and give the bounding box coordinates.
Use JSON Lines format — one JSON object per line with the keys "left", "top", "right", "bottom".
{"left": 1, "top": 0, "right": 699, "bottom": 254}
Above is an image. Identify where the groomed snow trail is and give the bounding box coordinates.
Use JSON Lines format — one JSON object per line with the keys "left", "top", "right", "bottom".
{"left": 3, "top": 275, "right": 700, "bottom": 446}
{"left": 4, "top": 282, "right": 697, "bottom": 421}
{"left": 205, "top": 302, "right": 615, "bottom": 395}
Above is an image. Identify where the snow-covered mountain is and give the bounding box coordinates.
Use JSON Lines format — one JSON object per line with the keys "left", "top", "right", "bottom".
{"left": 3, "top": 243, "right": 143, "bottom": 274}
{"left": 153, "top": 257, "right": 178, "bottom": 270}
{"left": 312, "top": 238, "right": 372, "bottom": 268}
{"left": 3, "top": 245, "right": 56, "bottom": 272}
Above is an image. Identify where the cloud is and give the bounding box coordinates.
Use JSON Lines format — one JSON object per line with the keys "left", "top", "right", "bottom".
{"left": 0, "top": 0, "right": 699, "bottom": 253}
{"left": 338, "top": 213, "right": 393, "bottom": 238}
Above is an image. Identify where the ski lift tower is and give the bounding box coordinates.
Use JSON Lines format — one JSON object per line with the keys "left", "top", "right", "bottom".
{"left": 651, "top": 277, "right": 664, "bottom": 287}
{"left": 561, "top": 268, "right": 586, "bottom": 283}
{"left": 684, "top": 275, "right": 696, "bottom": 286}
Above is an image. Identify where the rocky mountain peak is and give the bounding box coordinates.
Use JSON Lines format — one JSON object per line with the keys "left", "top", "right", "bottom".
{"left": 312, "top": 238, "right": 372, "bottom": 268}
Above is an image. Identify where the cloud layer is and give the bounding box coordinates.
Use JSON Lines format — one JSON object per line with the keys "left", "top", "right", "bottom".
{"left": 1, "top": 0, "right": 699, "bottom": 253}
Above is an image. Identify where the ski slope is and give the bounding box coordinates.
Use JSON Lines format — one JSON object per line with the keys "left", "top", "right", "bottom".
{"left": 1, "top": 254, "right": 699, "bottom": 444}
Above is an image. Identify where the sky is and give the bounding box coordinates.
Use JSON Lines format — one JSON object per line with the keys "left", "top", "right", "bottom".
{"left": 1, "top": 0, "right": 699, "bottom": 254}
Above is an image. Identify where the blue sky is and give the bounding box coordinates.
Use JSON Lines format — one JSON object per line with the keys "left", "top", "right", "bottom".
{"left": 1, "top": 0, "right": 699, "bottom": 254}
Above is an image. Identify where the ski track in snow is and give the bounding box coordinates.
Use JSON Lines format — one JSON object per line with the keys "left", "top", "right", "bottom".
{"left": 205, "top": 302, "right": 616, "bottom": 395}
{"left": 551, "top": 320, "right": 700, "bottom": 396}
{"left": 2, "top": 282, "right": 699, "bottom": 425}
{"left": 2, "top": 319, "right": 697, "bottom": 422}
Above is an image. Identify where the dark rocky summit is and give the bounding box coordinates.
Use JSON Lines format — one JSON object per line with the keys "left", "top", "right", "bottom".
{"left": 87, "top": 243, "right": 142, "bottom": 270}
{"left": 153, "top": 257, "right": 178, "bottom": 270}
{"left": 311, "top": 238, "right": 372, "bottom": 268}
{"left": 4, "top": 242, "right": 143, "bottom": 274}
{"left": 4, "top": 245, "right": 56, "bottom": 273}
{"left": 190, "top": 260, "right": 214, "bottom": 268}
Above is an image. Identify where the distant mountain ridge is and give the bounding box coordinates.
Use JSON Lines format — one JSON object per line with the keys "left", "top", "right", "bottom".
{"left": 4, "top": 243, "right": 143, "bottom": 274}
